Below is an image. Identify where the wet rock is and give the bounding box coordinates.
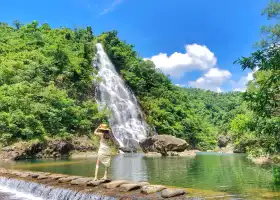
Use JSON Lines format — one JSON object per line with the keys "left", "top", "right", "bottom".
{"left": 70, "top": 178, "right": 93, "bottom": 185}
{"left": 49, "top": 174, "right": 67, "bottom": 180}
{"left": 144, "top": 152, "right": 162, "bottom": 157}
{"left": 19, "top": 172, "right": 30, "bottom": 178}
{"left": 0, "top": 168, "right": 8, "bottom": 174}
{"left": 167, "top": 151, "right": 179, "bottom": 156}
{"left": 119, "top": 147, "right": 137, "bottom": 153}
{"left": 218, "top": 135, "right": 231, "bottom": 148}
{"left": 37, "top": 173, "right": 51, "bottom": 180}
{"left": 161, "top": 188, "right": 186, "bottom": 198}
{"left": 24, "top": 141, "right": 44, "bottom": 157}
{"left": 28, "top": 173, "right": 40, "bottom": 178}
{"left": 70, "top": 152, "right": 98, "bottom": 159}
{"left": 87, "top": 179, "right": 110, "bottom": 187}
{"left": 58, "top": 176, "right": 80, "bottom": 183}
{"left": 120, "top": 182, "right": 149, "bottom": 192}
{"left": 140, "top": 135, "right": 188, "bottom": 156}
{"left": 104, "top": 180, "right": 131, "bottom": 189}
{"left": 178, "top": 150, "right": 200, "bottom": 157}
{"left": 141, "top": 185, "right": 166, "bottom": 194}
{"left": 72, "top": 136, "right": 97, "bottom": 152}
{"left": 0, "top": 141, "right": 44, "bottom": 161}
{"left": 48, "top": 140, "right": 74, "bottom": 155}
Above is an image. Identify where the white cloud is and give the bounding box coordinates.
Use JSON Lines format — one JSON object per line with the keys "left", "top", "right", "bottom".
{"left": 100, "top": 0, "right": 124, "bottom": 16}
{"left": 231, "top": 68, "right": 258, "bottom": 92}
{"left": 188, "top": 68, "right": 232, "bottom": 92}
{"left": 145, "top": 44, "right": 217, "bottom": 78}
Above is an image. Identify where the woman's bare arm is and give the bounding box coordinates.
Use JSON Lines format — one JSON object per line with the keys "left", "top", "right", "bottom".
{"left": 94, "top": 125, "right": 102, "bottom": 136}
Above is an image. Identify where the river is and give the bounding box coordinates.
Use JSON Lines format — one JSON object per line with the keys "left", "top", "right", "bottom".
{"left": 1, "top": 152, "right": 280, "bottom": 199}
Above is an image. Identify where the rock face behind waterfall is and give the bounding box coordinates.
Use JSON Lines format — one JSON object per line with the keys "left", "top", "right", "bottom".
{"left": 139, "top": 135, "right": 188, "bottom": 156}
{"left": 95, "top": 43, "right": 150, "bottom": 150}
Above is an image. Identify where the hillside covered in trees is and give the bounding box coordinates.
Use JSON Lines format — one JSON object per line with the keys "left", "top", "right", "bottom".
{"left": 0, "top": 0, "right": 279, "bottom": 157}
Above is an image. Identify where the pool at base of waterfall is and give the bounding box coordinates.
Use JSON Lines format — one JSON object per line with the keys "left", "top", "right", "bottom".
{"left": 1, "top": 152, "right": 280, "bottom": 200}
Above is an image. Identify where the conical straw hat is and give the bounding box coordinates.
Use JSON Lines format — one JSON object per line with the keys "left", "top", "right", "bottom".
{"left": 99, "top": 123, "right": 110, "bottom": 131}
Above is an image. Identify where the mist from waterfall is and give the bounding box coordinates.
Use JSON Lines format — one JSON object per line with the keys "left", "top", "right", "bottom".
{"left": 95, "top": 43, "right": 150, "bottom": 150}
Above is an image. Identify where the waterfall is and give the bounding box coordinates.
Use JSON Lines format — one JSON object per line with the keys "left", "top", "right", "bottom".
{"left": 95, "top": 43, "right": 150, "bottom": 150}
{"left": 0, "top": 177, "right": 115, "bottom": 200}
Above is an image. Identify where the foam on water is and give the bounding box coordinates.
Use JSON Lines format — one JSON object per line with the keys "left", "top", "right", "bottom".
{"left": 0, "top": 177, "right": 115, "bottom": 200}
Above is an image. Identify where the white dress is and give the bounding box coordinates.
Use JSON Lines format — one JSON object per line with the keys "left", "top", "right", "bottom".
{"left": 97, "top": 132, "right": 112, "bottom": 167}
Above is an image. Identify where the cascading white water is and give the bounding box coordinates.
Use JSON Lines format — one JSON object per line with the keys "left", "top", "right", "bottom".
{"left": 95, "top": 43, "right": 150, "bottom": 150}
{"left": 0, "top": 177, "right": 115, "bottom": 200}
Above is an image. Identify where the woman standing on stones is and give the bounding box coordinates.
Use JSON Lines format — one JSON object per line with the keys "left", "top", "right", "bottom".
{"left": 93, "top": 123, "right": 112, "bottom": 181}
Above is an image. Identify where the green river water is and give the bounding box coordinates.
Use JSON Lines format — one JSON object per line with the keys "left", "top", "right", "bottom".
{"left": 1, "top": 152, "right": 280, "bottom": 199}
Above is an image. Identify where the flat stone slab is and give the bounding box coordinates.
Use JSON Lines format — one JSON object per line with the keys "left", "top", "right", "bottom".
{"left": 0, "top": 169, "right": 8, "bottom": 174}
{"left": 87, "top": 179, "right": 111, "bottom": 187}
{"left": 120, "top": 182, "right": 150, "bottom": 192}
{"left": 19, "top": 172, "right": 30, "bottom": 178}
{"left": 28, "top": 172, "right": 40, "bottom": 178}
{"left": 142, "top": 185, "right": 167, "bottom": 194}
{"left": 58, "top": 176, "right": 80, "bottom": 183}
{"left": 70, "top": 178, "right": 93, "bottom": 185}
{"left": 104, "top": 180, "right": 131, "bottom": 189}
{"left": 37, "top": 174, "right": 49, "bottom": 180}
{"left": 49, "top": 174, "right": 67, "bottom": 180}
{"left": 161, "top": 188, "right": 186, "bottom": 198}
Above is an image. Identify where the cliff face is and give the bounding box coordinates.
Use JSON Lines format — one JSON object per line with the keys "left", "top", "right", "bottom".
{"left": 0, "top": 136, "right": 99, "bottom": 161}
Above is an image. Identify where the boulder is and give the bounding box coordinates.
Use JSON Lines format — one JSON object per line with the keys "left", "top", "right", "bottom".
{"left": 0, "top": 141, "right": 43, "bottom": 161}
{"left": 141, "top": 185, "right": 166, "bottom": 194}
{"left": 72, "top": 136, "right": 97, "bottom": 152}
{"left": 48, "top": 140, "right": 74, "bottom": 155}
{"left": 161, "top": 188, "right": 186, "bottom": 198}
{"left": 140, "top": 135, "right": 188, "bottom": 156}
{"left": 218, "top": 135, "right": 231, "bottom": 148}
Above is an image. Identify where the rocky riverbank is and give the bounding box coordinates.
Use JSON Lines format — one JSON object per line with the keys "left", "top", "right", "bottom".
{"left": 0, "top": 168, "right": 187, "bottom": 199}
{"left": 0, "top": 136, "right": 109, "bottom": 161}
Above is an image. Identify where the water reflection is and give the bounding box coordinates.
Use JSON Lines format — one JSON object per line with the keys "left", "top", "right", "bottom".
{"left": 111, "top": 153, "right": 148, "bottom": 182}
{"left": 0, "top": 153, "right": 278, "bottom": 198}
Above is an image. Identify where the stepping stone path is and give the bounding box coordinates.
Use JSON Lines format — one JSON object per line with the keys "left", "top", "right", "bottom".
{"left": 161, "top": 188, "right": 186, "bottom": 198}
{"left": 70, "top": 178, "right": 94, "bottom": 185}
{"left": 58, "top": 176, "right": 80, "bottom": 183}
{"left": 141, "top": 185, "right": 167, "bottom": 194}
{"left": 104, "top": 180, "right": 131, "bottom": 189}
{"left": 0, "top": 168, "right": 188, "bottom": 199}
{"left": 120, "top": 182, "right": 149, "bottom": 192}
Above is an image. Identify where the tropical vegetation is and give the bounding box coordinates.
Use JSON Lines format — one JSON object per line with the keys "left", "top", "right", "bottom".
{"left": 0, "top": 0, "right": 279, "bottom": 156}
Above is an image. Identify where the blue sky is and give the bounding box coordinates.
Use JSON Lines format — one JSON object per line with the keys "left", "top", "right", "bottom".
{"left": 1, "top": 0, "right": 269, "bottom": 92}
